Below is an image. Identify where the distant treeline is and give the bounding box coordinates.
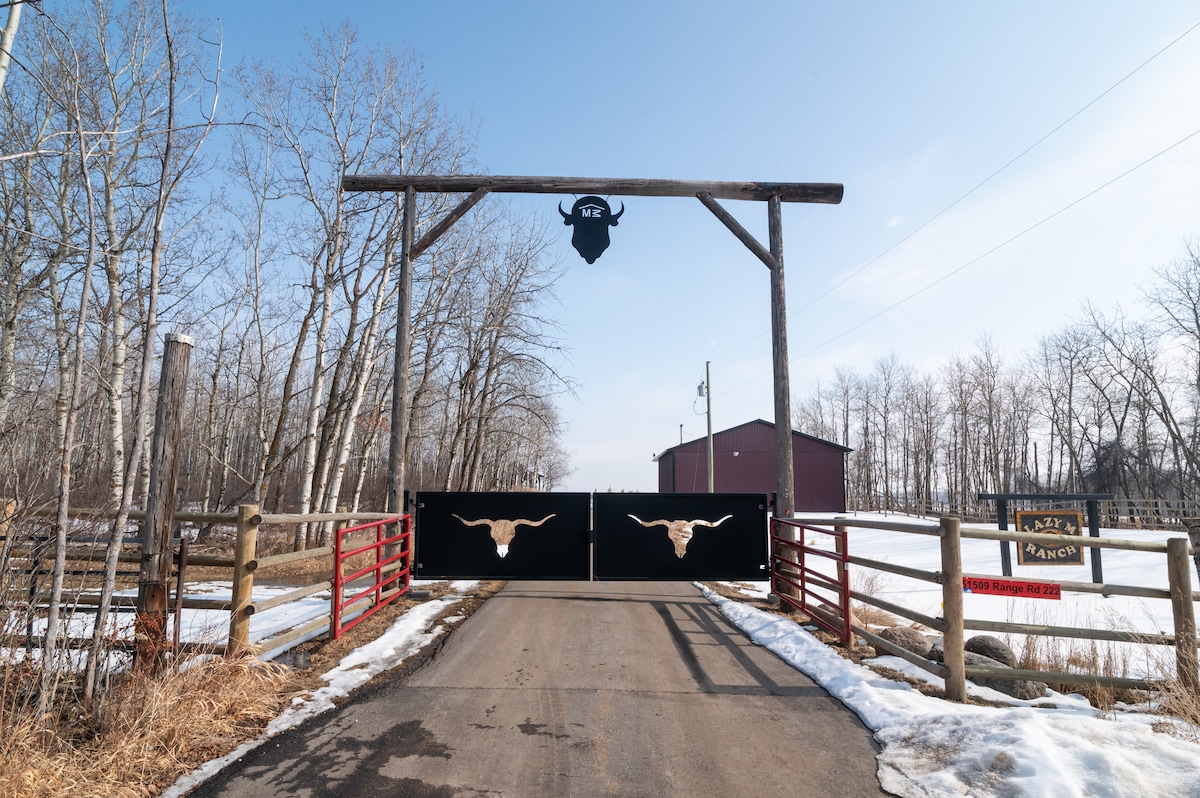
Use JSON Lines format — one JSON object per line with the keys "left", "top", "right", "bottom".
{"left": 795, "top": 247, "right": 1200, "bottom": 527}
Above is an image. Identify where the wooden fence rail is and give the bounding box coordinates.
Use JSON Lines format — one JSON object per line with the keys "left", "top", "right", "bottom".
{"left": 848, "top": 497, "right": 1200, "bottom": 532}
{"left": 789, "top": 515, "right": 1199, "bottom": 700}
{"left": 1, "top": 502, "right": 401, "bottom": 663}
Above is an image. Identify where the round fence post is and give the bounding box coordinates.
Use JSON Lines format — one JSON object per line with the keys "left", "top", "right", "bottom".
{"left": 136, "top": 333, "right": 193, "bottom": 669}
{"left": 835, "top": 516, "right": 851, "bottom": 642}
{"left": 939, "top": 517, "right": 966, "bottom": 702}
{"left": 227, "top": 504, "right": 260, "bottom": 656}
{"left": 1167, "top": 537, "right": 1198, "bottom": 694}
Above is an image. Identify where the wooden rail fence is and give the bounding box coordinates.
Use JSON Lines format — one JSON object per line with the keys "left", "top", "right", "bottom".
{"left": 1, "top": 503, "right": 404, "bottom": 662}
{"left": 778, "top": 515, "right": 1199, "bottom": 701}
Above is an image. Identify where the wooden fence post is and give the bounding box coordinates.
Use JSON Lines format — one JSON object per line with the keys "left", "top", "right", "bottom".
{"left": 835, "top": 515, "right": 850, "bottom": 633}
{"left": 136, "top": 333, "right": 193, "bottom": 669}
{"left": 329, "top": 514, "right": 350, "bottom": 638}
{"left": 940, "top": 517, "right": 966, "bottom": 702}
{"left": 1167, "top": 537, "right": 1198, "bottom": 694}
{"left": 227, "top": 504, "right": 259, "bottom": 656}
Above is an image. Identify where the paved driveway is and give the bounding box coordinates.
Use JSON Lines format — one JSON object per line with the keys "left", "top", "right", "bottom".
{"left": 189, "top": 581, "right": 890, "bottom": 797}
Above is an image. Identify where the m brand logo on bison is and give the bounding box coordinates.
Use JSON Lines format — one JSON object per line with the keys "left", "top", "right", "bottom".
{"left": 558, "top": 195, "right": 623, "bottom": 263}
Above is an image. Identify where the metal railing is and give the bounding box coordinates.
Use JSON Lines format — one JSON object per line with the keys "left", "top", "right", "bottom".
{"left": 332, "top": 515, "right": 412, "bottom": 639}
{"left": 770, "top": 519, "right": 850, "bottom": 643}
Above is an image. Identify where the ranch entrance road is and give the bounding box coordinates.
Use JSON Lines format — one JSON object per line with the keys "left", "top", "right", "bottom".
{"left": 190, "top": 581, "right": 890, "bottom": 797}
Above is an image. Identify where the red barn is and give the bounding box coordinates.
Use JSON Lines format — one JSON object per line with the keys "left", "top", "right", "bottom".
{"left": 655, "top": 419, "right": 849, "bottom": 512}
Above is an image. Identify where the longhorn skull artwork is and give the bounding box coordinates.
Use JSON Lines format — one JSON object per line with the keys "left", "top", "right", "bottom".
{"left": 627, "top": 514, "right": 734, "bottom": 558}
{"left": 558, "top": 195, "right": 624, "bottom": 263}
{"left": 451, "top": 513, "right": 556, "bottom": 558}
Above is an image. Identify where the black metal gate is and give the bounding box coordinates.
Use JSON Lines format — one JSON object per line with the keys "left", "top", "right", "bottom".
{"left": 414, "top": 492, "right": 591, "bottom": 579}
{"left": 414, "top": 492, "right": 767, "bottom": 581}
{"left": 592, "top": 493, "right": 768, "bottom": 580}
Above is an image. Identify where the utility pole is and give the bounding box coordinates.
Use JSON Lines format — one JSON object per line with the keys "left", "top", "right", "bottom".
{"left": 701, "top": 362, "right": 714, "bottom": 492}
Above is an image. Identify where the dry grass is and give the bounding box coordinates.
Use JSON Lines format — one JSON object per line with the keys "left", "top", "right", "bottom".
{"left": 1150, "top": 681, "right": 1200, "bottom": 744}
{"left": 0, "top": 578, "right": 503, "bottom": 797}
{"left": 1011, "top": 633, "right": 1143, "bottom": 708}
{"left": 850, "top": 569, "right": 901, "bottom": 627}
{"left": 0, "top": 657, "right": 296, "bottom": 798}
{"left": 1000, "top": 602, "right": 1152, "bottom": 708}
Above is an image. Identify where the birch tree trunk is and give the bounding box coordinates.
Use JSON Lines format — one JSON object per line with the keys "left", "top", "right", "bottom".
{"left": 0, "top": 0, "right": 21, "bottom": 96}
{"left": 42, "top": 96, "right": 98, "bottom": 713}
{"left": 84, "top": 0, "right": 219, "bottom": 702}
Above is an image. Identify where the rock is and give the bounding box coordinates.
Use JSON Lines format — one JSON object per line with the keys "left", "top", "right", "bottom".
{"left": 928, "top": 642, "right": 944, "bottom": 663}
{"left": 965, "top": 635, "right": 1018, "bottom": 667}
{"left": 962, "top": 651, "right": 1047, "bottom": 700}
{"left": 876, "top": 626, "right": 933, "bottom": 658}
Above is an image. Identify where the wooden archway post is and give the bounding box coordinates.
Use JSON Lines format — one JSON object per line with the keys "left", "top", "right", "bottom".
{"left": 386, "top": 186, "right": 415, "bottom": 516}
{"left": 342, "top": 175, "right": 842, "bottom": 516}
{"left": 768, "top": 195, "right": 794, "bottom": 517}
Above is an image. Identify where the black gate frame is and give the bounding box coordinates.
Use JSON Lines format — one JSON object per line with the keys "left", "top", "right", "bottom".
{"left": 413, "top": 491, "right": 768, "bottom": 581}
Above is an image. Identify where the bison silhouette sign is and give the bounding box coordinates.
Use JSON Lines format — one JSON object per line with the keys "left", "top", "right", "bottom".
{"left": 558, "top": 195, "right": 623, "bottom": 263}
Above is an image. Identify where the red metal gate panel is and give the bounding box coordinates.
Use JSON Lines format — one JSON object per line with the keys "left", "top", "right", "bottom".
{"left": 770, "top": 518, "right": 850, "bottom": 643}
{"left": 332, "top": 515, "right": 411, "bottom": 639}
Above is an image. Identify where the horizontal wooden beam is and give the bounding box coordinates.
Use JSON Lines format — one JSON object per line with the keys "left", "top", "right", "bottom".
{"left": 342, "top": 174, "right": 843, "bottom": 204}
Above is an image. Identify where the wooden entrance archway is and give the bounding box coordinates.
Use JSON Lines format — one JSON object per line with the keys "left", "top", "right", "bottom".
{"left": 340, "top": 175, "right": 843, "bottom": 516}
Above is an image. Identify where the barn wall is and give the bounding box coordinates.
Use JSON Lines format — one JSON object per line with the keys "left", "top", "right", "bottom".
{"left": 658, "top": 421, "right": 846, "bottom": 512}
{"left": 657, "top": 452, "right": 676, "bottom": 492}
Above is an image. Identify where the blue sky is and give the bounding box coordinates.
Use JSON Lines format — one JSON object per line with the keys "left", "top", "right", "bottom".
{"left": 204, "top": 2, "right": 1200, "bottom": 492}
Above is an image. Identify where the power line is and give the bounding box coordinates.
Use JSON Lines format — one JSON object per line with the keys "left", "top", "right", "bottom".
{"left": 719, "top": 123, "right": 1200, "bottom": 397}
{"left": 793, "top": 17, "right": 1200, "bottom": 315}
{"left": 790, "top": 126, "right": 1200, "bottom": 360}
{"left": 707, "top": 17, "right": 1200, "bottom": 372}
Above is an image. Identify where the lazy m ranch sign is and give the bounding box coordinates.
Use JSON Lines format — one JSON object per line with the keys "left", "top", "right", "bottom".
{"left": 1015, "top": 510, "right": 1086, "bottom": 566}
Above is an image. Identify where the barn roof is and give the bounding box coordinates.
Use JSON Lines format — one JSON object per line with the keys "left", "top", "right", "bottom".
{"left": 654, "top": 418, "right": 851, "bottom": 461}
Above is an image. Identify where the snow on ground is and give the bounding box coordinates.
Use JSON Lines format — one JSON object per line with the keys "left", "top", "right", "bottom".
{"left": 702, "top": 583, "right": 1200, "bottom": 798}
{"left": 156, "top": 515, "right": 1200, "bottom": 797}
